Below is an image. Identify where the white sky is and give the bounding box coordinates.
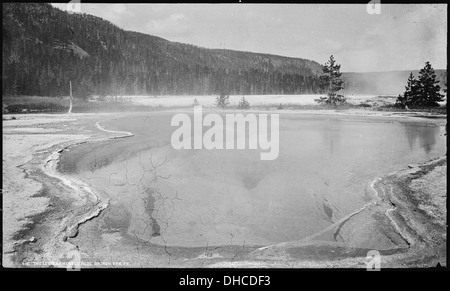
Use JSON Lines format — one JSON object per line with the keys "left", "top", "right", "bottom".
{"left": 51, "top": 3, "right": 447, "bottom": 72}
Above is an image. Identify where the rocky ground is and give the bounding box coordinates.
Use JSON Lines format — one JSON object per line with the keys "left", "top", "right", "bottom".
{"left": 373, "top": 156, "right": 447, "bottom": 267}
{"left": 2, "top": 113, "right": 126, "bottom": 267}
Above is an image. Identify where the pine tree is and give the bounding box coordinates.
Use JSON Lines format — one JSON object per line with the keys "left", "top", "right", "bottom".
{"left": 215, "top": 94, "right": 230, "bottom": 108}
{"left": 315, "top": 55, "right": 346, "bottom": 105}
{"left": 416, "top": 61, "right": 444, "bottom": 107}
{"left": 405, "top": 72, "right": 419, "bottom": 106}
{"left": 192, "top": 97, "right": 199, "bottom": 106}
{"left": 238, "top": 96, "right": 250, "bottom": 109}
{"left": 443, "top": 72, "right": 447, "bottom": 107}
{"left": 396, "top": 72, "right": 419, "bottom": 107}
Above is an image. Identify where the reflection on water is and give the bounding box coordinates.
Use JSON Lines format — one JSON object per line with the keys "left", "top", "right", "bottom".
{"left": 322, "top": 119, "right": 342, "bottom": 154}
{"left": 401, "top": 122, "right": 439, "bottom": 154}
{"left": 321, "top": 119, "right": 442, "bottom": 156}
{"left": 72, "top": 114, "right": 446, "bottom": 248}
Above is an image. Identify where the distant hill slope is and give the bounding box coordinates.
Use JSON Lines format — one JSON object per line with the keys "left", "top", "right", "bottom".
{"left": 2, "top": 3, "right": 323, "bottom": 97}
{"left": 3, "top": 3, "right": 445, "bottom": 99}
{"left": 342, "top": 70, "right": 447, "bottom": 96}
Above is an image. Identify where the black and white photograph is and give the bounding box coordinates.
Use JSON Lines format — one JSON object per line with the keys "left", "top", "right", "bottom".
{"left": 1, "top": 1, "right": 447, "bottom": 274}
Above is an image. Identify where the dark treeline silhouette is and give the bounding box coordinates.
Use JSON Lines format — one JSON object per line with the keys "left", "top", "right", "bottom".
{"left": 2, "top": 3, "right": 323, "bottom": 98}
{"left": 396, "top": 62, "right": 446, "bottom": 108}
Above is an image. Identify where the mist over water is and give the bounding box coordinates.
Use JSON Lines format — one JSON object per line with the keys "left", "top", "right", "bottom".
{"left": 342, "top": 70, "right": 447, "bottom": 96}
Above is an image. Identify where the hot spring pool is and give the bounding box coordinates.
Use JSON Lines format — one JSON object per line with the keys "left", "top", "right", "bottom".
{"left": 60, "top": 112, "right": 446, "bottom": 250}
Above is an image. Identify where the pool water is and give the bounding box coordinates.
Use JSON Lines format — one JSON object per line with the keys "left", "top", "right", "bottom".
{"left": 61, "top": 112, "right": 446, "bottom": 249}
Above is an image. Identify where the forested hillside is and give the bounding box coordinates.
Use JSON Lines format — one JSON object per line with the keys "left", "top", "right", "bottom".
{"left": 2, "top": 3, "right": 323, "bottom": 98}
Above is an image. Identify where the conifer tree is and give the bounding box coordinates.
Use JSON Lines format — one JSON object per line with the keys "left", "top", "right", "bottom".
{"left": 396, "top": 72, "right": 418, "bottom": 107}
{"left": 416, "top": 61, "right": 444, "bottom": 107}
{"left": 315, "top": 55, "right": 346, "bottom": 105}
{"left": 215, "top": 94, "right": 230, "bottom": 108}
{"left": 193, "top": 97, "right": 199, "bottom": 106}
{"left": 396, "top": 62, "right": 444, "bottom": 108}
{"left": 238, "top": 96, "right": 250, "bottom": 109}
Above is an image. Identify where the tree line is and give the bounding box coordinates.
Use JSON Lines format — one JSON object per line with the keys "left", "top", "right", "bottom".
{"left": 395, "top": 62, "right": 445, "bottom": 108}
{"left": 2, "top": 3, "right": 322, "bottom": 99}
{"left": 316, "top": 55, "right": 446, "bottom": 108}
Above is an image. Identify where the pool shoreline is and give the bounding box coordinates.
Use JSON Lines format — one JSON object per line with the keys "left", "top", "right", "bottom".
{"left": 372, "top": 156, "right": 447, "bottom": 267}
{"left": 2, "top": 111, "right": 446, "bottom": 268}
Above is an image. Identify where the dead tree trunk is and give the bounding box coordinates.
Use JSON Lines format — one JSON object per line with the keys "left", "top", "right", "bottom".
{"left": 68, "top": 81, "right": 73, "bottom": 114}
